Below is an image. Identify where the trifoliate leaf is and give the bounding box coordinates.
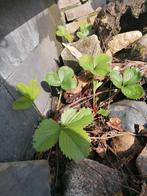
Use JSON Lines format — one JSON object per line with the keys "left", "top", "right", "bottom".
{"left": 59, "top": 127, "right": 91, "bottom": 160}
{"left": 46, "top": 66, "right": 77, "bottom": 90}
{"left": 64, "top": 32, "right": 74, "bottom": 42}
{"left": 97, "top": 108, "right": 109, "bottom": 117}
{"left": 45, "top": 72, "right": 61, "bottom": 87}
{"left": 76, "top": 23, "right": 92, "bottom": 38}
{"left": 110, "top": 70, "right": 123, "bottom": 88}
{"left": 56, "top": 25, "right": 73, "bottom": 42}
{"left": 56, "top": 25, "right": 65, "bottom": 36}
{"left": 79, "top": 55, "right": 94, "bottom": 72}
{"left": 33, "top": 119, "right": 60, "bottom": 152}
{"left": 16, "top": 80, "right": 40, "bottom": 101}
{"left": 13, "top": 96, "right": 33, "bottom": 110}
{"left": 28, "top": 80, "right": 40, "bottom": 100}
{"left": 79, "top": 54, "right": 111, "bottom": 77}
{"left": 93, "top": 54, "right": 112, "bottom": 76}
{"left": 123, "top": 67, "right": 141, "bottom": 86}
{"left": 61, "top": 108, "right": 93, "bottom": 128}
{"left": 121, "top": 84, "right": 144, "bottom": 99}
{"left": 58, "top": 66, "right": 77, "bottom": 90}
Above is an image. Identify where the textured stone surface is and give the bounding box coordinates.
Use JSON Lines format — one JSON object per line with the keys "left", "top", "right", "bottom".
{"left": 61, "top": 35, "right": 102, "bottom": 72}
{"left": 0, "top": 0, "right": 61, "bottom": 162}
{"left": 63, "top": 159, "right": 125, "bottom": 196}
{"left": 109, "top": 100, "right": 147, "bottom": 133}
{"left": 0, "top": 160, "right": 51, "bottom": 196}
{"left": 136, "top": 145, "right": 147, "bottom": 181}
{"left": 65, "top": 0, "right": 105, "bottom": 21}
{"left": 0, "top": 85, "right": 38, "bottom": 162}
{"left": 57, "top": 0, "right": 81, "bottom": 10}
{"left": 137, "top": 33, "right": 147, "bottom": 61}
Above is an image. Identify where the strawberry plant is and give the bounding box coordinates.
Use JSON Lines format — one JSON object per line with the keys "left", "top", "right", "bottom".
{"left": 76, "top": 23, "right": 92, "bottom": 39}
{"left": 110, "top": 67, "right": 144, "bottom": 99}
{"left": 33, "top": 108, "right": 93, "bottom": 160}
{"left": 56, "top": 25, "right": 74, "bottom": 42}
{"left": 45, "top": 66, "right": 77, "bottom": 110}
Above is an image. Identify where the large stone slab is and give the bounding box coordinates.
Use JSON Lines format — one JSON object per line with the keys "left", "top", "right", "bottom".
{"left": 65, "top": 0, "right": 105, "bottom": 22}
{"left": 61, "top": 35, "right": 102, "bottom": 72}
{"left": 57, "top": 0, "right": 81, "bottom": 10}
{"left": 63, "top": 159, "right": 125, "bottom": 196}
{"left": 109, "top": 100, "right": 147, "bottom": 133}
{"left": 0, "top": 160, "right": 51, "bottom": 196}
{"left": 0, "top": 85, "right": 38, "bottom": 162}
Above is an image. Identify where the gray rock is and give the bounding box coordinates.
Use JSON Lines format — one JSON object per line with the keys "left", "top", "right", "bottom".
{"left": 109, "top": 100, "right": 147, "bottom": 133}
{"left": 136, "top": 145, "right": 147, "bottom": 181}
{"left": 61, "top": 35, "right": 102, "bottom": 72}
{"left": 137, "top": 34, "right": 147, "bottom": 61}
{"left": 63, "top": 159, "right": 125, "bottom": 196}
{"left": 0, "top": 85, "right": 38, "bottom": 162}
{"left": 0, "top": 160, "right": 51, "bottom": 196}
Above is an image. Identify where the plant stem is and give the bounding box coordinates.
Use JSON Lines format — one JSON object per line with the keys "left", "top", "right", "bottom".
{"left": 57, "top": 89, "right": 62, "bottom": 110}
{"left": 93, "top": 81, "right": 96, "bottom": 110}
{"left": 33, "top": 103, "right": 43, "bottom": 117}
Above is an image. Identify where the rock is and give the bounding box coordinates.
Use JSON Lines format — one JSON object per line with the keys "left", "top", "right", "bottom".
{"left": 65, "top": 0, "right": 104, "bottom": 22}
{"left": 0, "top": 85, "right": 38, "bottom": 162}
{"left": 132, "top": 34, "right": 147, "bottom": 62}
{"left": 94, "top": 0, "right": 146, "bottom": 49}
{"left": 111, "top": 133, "right": 144, "bottom": 163}
{"left": 136, "top": 145, "right": 147, "bottom": 181}
{"left": 61, "top": 35, "right": 102, "bottom": 72}
{"left": 107, "top": 31, "right": 142, "bottom": 54}
{"left": 0, "top": 160, "right": 51, "bottom": 196}
{"left": 109, "top": 100, "right": 147, "bottom": 133}
{"left": 139, "top": 183, "right": 147, "bottom": 196}
{"left": 57, "top": 0, "right": 81, "bottom": 11}
{"left": 63, "top": 159, "right": 125, "bottom": 196}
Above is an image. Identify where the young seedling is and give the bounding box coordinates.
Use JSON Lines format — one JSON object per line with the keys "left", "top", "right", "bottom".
{"left": 97, "top": 108, "right": 109, "bottom": 117}
{"left": 45, "top": 66, "right": 77, "bottom": 110}
{"left": 13, "top": 80, "right": 40, "bottom": 112}
{"left": 110, "top": 67, "right": 144, "bottom": 99}
{"left": 76, "top": 23, "right": 92, "bottom": 39}
{"left": 56, "top": 25, "right": 74, "bottom": 42}
{"left": 33, "top": 107, "right": 93, "bottom": 160}
{"left": 79, "top": 53, "right": 112, "bottom": 112}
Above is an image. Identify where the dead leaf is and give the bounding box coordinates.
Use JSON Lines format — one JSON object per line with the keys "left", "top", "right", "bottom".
{"left": 107, "top": 117, "right": 124, "bottom": 132}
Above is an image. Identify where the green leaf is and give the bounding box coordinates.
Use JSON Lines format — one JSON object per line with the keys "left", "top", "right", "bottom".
{"left": 61, "top": 108, "right": 93, "bottom": 128}
{"left": 93, "top": 54, "right": 112, "bottom": 76}
{"left": 64, "top": 32, "right": 74, "bottom": 42}
{"left": 28, "top": 80, "right": 40, "bottom": 100}
{"left": 45, "top": 72, "right": 61, "bottom": 87}
{"left": 46, "top": 66, "right": 77, "bottom": 90}
{"left": 97, "top": 108, "right": 109, "bottom": 117}
{"left": 56, "top": 25, "right": 65, "bottom": 36}
{"left": 121, "top": 84, "right": 144, "bottom": 99}
{"left": 58, "top": 66, "right": 77, "bottom": 90}
{"left": 56, "top": 25, "right": 73, "bottom": 42}
{"left": 33, "top": 119, "right": 60, "bottom": 152}
{"left": 59, "top": 127, "right": 90, "bottom": 160}
{"left": 79, "top": 54, "right": 112, "bottom": 76}
{"left": 79, "top": 55, "right": 94, "bottom": 72}
{"left": 123, "top": 67, "right": 141, "bottom": 86}
{"left": 13, "top": 96, "right": 33, "bottom": 110}
{"left": 110, "top": 70, "right": 123, "bottom": 88}
{"left": 76, "top": 23, "right": 92, "bottom": 38}
{"left": 93, "top": 80, "right": 103, "bottom": 94}
{"left": 16, "top": 80, "right": 40, "bottom": 101}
